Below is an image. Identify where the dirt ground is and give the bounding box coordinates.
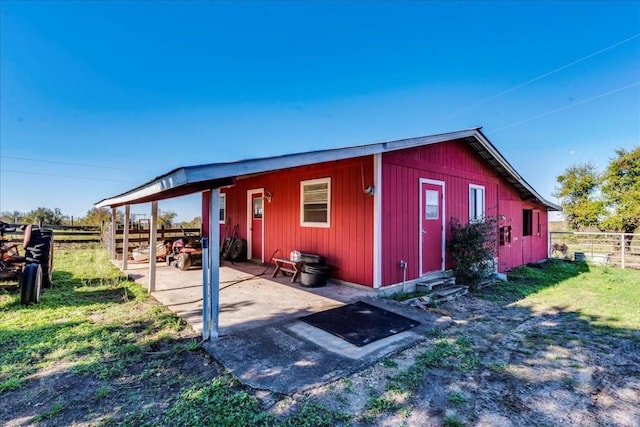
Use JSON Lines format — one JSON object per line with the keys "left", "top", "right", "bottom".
{"left": 284, "top": 295, "right": 640, "bottom": 426}
{"left": 2, "top": 293, "right": 639, "bottom": 426}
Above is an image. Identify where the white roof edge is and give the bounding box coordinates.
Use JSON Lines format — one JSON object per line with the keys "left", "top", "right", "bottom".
{"left": 473, "top": 130, "right": 561, "bottom": 210}
{"left": 95, "top": 127, "right": 559, "bottom": 210}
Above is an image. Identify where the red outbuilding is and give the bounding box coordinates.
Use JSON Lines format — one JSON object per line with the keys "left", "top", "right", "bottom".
{"left": 98, "top": 128, "right": 559, "bottom": 291}
{"left": 97, "top": 128, "right": 560, "bottom": 338}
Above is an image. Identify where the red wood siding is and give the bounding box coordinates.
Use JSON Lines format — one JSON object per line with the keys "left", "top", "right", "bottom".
{"left": 199, "top": 138, "right": 551, "bottom": 288}
{"left": 497, "top": 185, "right": 549, "bottom": 271}
{"left": 380, "top": 139, "right": 550, "bottom": 286}
{"left": 213, "top": 157, "right": 375, "bottom": 286}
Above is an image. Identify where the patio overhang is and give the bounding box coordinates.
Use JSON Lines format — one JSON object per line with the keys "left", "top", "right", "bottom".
{"left": 94, "top": 128, "right": 559, "bottom": 211}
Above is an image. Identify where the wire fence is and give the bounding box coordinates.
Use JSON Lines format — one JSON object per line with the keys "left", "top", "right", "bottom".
{"left": 549, "top": 231, "right": 640, "bottom": 270}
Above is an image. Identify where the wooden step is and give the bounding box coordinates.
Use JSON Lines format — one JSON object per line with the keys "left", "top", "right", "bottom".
{"left": 416, "top": 276, "right": 456, "bottom": 292}
{"left": 429, "top": 285, "right": 468, "bottom": 302}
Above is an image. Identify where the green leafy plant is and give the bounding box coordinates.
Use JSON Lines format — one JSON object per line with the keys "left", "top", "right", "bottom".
{"left": 447, "top": 392, "right": 467, "bottom": 405}
{"left": 443, "top": 415, "right": 466, "bottom": 427}
{"left": 448, "top": 217, "right": 498, "bottom": 289}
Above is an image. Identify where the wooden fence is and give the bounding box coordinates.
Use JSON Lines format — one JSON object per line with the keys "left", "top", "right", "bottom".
{"left": 2, "top": 224, "right": 102, "bottom": 244}
{"left": 549, "top": 231, "right": 640, "bottom": 269}
{"left": 103, "top": 226, "right": 201, "bottom": 259}
{"left": 3, "top": 224, "right": 201, "bottom": 259}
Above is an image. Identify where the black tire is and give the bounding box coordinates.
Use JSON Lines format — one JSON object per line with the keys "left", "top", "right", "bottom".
{"left": 20, "top": 264, "right": 42, "bottom": 305}
{"left": 228, "top": 239, "right": 247, "bottom": 261}
{"left": 24, "top": 228, "right": 54, "bottom": 288}
{"left": 176, "top": 253, "right": 191, "bottom": 271}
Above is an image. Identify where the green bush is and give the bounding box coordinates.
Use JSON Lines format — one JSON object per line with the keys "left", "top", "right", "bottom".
{"left": 448, "top": 217, "right": 497, "bottom": 289}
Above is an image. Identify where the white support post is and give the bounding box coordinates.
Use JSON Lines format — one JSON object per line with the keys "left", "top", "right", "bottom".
{"left": 621, "top": 233, "right": 626, "bottom": 269}
{"left": 202, "top": 235, "right": 210, "bottom": 341}
{"left": 122, "top": 205, "right": 130, "bottom": 271}
{"left": 148, "top": 201, "right": 158, "bottom": 293}
{"left": 205, "top": 188, "right": 221, "bottom": 339}
{"left": 110, "top": 208, "right": 117, "bottom": 260}
{"left": 373, "top": 154, "right": 382, "bottom": 289}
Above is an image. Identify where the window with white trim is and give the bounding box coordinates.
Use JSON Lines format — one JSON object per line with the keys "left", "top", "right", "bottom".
{"left": 219, "top": 193, "right": 226, "bottom": 224}
{"left": 425, "top": 190, "right": 439, "bottom": 219}
{"left": 469, "top": 184, "right": 485, "bottom": 223}
{"left": 301, "top": 178, "right": 331, "bottom": 227}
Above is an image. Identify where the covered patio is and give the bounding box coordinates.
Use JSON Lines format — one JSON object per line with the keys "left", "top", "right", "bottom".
{"left": 115, "top": 258, "right": 446, "bottom": 394}
{"left": 117, "top": 259, "right": 372, "bottom": 335}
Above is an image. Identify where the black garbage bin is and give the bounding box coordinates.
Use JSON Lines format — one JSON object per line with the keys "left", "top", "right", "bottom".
{"left": 300, "top": 262, "right": 329, "bottom": 288}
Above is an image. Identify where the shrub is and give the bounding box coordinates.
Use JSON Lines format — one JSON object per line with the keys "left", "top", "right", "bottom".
{"left": 448, "top": 217, "right": 497, "bottom": 289}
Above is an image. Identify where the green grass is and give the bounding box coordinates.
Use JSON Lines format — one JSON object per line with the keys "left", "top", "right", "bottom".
{"left": 447, "top": 392, "right": 467, "bottom": 405}
{"left": 516, "top": 266, "right": 640, "bottom": 330}
{"left": 0, "top": 245, "right": 363, "bottom": 426}
{"left": 476, "top": 259, "right": 640, "bottom": 330}
{"left": 154, "top": 376, "right": 275, "bottom": 427}
{"left": 0, "top": 245, "right": 152, "bottom": 395}
{"left": 387, "top": 338, "right": 478, "bottom": 393}
{"left": 442, "top": 415, "right": 466, "bottom": 427}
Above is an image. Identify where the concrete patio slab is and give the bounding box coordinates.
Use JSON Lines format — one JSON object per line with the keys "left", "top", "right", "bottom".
{"left": 119, "top": 260, "right": 447, "bottom": 395}
{"left": 203, "top": 299, "right": 449, "bottom": 394}
{"left": 119, "top": 260, "right": 371, "bottom": 334}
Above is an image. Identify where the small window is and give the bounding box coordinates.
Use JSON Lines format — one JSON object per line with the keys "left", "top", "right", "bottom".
{"left": 523, "top": 209, "right": 533, "bottom": 236}
{"left": 469, "top": 184, "right": 485, "bottom": 223}
{"left": 301, "top": 178, "right": 330, "bottom": 227}
{"left": 425, "top": 189, "right": 439, "bottom": 219}
{"left": 499, "top": 225, "right": 512, "bottom": 246}
{"left": 219, "top": 194, "right": 226, "bottom": 224}
{"left": 253, "top": 196, "right": 263, "bottom": 219}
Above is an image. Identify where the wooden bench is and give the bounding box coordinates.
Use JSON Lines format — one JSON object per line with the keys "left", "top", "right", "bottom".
{"left": 272, "top": 257, "right": 304, "bottom": 283}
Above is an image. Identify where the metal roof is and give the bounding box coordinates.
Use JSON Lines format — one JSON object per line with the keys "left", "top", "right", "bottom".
{"left": 95, "top": 128, "right": 560, "bottom": 211}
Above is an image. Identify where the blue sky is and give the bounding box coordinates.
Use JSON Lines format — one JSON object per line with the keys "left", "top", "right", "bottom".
{"left": 1, "top": 1, "right": 639, "bottom": 222}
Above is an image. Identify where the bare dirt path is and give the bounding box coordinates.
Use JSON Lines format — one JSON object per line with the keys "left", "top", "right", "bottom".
{"left": 283, "top": 294, "right": 640, "bottom": 426}
{"left": 2, "top": 292, "right": 638, "bottom": 426}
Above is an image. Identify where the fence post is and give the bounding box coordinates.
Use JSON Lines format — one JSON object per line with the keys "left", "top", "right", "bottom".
{"left": 110, "top": 208, "right": 117, "bottom": 260}
{"left": 621, "top": 233, "right": 626, "bottom": 269}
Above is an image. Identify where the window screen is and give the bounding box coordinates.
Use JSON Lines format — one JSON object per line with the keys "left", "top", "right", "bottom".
{"left": 301, "top": 178, "right": 331, "bottom": 227}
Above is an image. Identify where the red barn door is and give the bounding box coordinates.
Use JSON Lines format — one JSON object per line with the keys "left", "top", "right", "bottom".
{"left": 420, "top": 179, "right": 445, "bottom": 275}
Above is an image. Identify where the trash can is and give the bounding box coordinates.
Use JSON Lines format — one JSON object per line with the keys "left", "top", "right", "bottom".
{"left": 300, "top": 263, "right": 329, "bottom": 288}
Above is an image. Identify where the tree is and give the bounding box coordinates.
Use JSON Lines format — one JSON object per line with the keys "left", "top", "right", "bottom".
{"left": 554, "top": 163, "right": 605, "bottom": 230}
{"left": 180, "top": 216, "right": 202, "bottom": 229}
{"left": 24, "top": 207, "right": 65, "bottom": 225}
{"left": 600, "top": 147, "right": 640, "bottom": 234}
{"left": 600, "top": 147, "right": 640, "bottom": 253}
{"left": 158, "top": 210, "right": 177, "bottom": 229}
{"left": 555, "top": 146, "right": 640, "bottom": 236}
{"left": 0, "top": 211, "right": 26, "bottom": 224}
{"left": 81, "top": 207, "right": 113, "bottom": 227}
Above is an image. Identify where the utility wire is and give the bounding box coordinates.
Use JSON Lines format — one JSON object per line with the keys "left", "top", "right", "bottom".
{"left": 0, "top": 168, "right": 139, "bottom": 183}
{"left": 487, "top": 81, "right": 640, "bottom": 133}
{"left": 0, "top": 155, "right": 155, "bottom": 173}
{"left": 428, "top": 33, "right": 640, "bottom": 126}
